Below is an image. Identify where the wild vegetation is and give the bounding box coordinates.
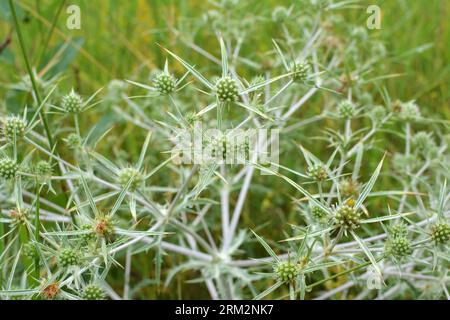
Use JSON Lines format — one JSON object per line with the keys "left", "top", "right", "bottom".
{"left": 0, "top": 0, "right": 448, "bottom": 300}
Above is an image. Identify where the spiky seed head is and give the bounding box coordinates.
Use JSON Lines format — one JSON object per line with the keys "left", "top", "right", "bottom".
{"left": 3, "top": 116, "right": 27, "bottom": 140}
{"left": 290, "top": 61, "right": 310, "bottom": 83}
{"left": 412, "top": 131, "right": 435, "bottom": 152}
{"left": 389, "top": 237, "right": 412, "bottom": 258}
{"left": 398, "top": 101, "right": 420, "bottom": 121}
{"left": 82, "top": 284, "right": 105, "bottom": 300}
{"left": 431, "top": 221, "right": 450, "bottom": 245}
{"left": 94, "top": 215, "right": 114, "bottom": 239}
{"left": 118, "top": 167, "right": 143, "bottom": 191}
{"left": 311, "top": 206, "right": 328, "bottom": 223}
{"left": 390, "top": 223, "right": 408, "bottom": 239}
{"left": 80, "top": 224, "right": 96, "bottom": 242}
{"left": 339, "top": 178, "right": 360, "bottom": 198}
{"left": 65, "top": 133, "right": 82, "bottom": 149}
{"left": 334, "top": 205, "right": 361, "bottom": 229}
{"left": 0, "top": 158, "right": 19, "bottom": 180}
{"left": 337, "top": 100, "right": 357, "bottom": 119}
{"left": 41, "top": 283, "right": 60, "bottom": 300}
{"left": 274, "top": 261, "right": 300, "bottom": 282}
{"left": 62, "top": 90, "right": 84, "bottom": 113}
{"left": 35, "top": 160, "right": 52, "bottom": 177}
{"left": 155, "top": 72, "right": 176, "bottom": 95}
{"left": 272, "top": 6, "right": 290, "bottom": 23}
{"left": 215, "top": 76, "right": 239, "bottom": 102}
{"left": 23, "top": 242, "right": 37, "bottom": 260}
{"left": 57, "top": 248, "right": 80, "bottom": 268}
{"left": 10, "top": 208, "right": 28, "bottom": 225}
{"left": 371, "top": 105, "right": 386, "bottom": 122}
{"left": 307, "top": 164, "right": 328, "bottom": 182}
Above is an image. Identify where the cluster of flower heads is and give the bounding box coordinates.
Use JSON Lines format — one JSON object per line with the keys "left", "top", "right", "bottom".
{"left": 0, "top": 0, "right": 448, "bottom": 301}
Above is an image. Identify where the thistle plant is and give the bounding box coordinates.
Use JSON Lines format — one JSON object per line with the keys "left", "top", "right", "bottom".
{"left": 0, "top": 1, "right": 448, "bottom": 301}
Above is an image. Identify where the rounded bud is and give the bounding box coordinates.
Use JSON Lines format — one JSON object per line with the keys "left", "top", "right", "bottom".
{"left": 311, "top": 206, "right": 328, "bottom": 223}
{"left": 272, "top": 6, "right": 290, "bottom": 23}
{"left": 412, "top": 131, "right": 435, "bottom": 153}
{"left": 337, "top": 100, "right": 357, "bottom": 119}
{"left": 290, "top": 61, "right": 310, "bottom": 83}
{"left": 107, "top": 79, "right": 128, "bottom": 102}
{"left": 274, "top": 261, "right": 300, "bottom": 282}
{"left": 155, "top": 72, "right": 176, "bottom": 95}
{"left": 3, "top": 116, "right": 27, "bottom": 140}
{"left": 118, "top": 167, "right": 143, "bottom": 191}
{"left": 215, "top": 76, "right": 239, "bottom": 102}
{"left": 334, "top": 205, "right": 361, "bottom": 229}
{"left": 82, "top": 284, "right": 105, "bottom": 300}
{"left": 23, "top": 242, "right": 38, "bottom": 260}
{"left": 398, "top": 101, "right": 420, "bottom": 121}
{"left": 389, "top": 236, "right": 412, "bottom": 258}
{"left": 307, "top": 164, "right": 328, "bottom": 182}
{"left": 35, "top": 160, "right": 52, "bottom": 177}
{"left": 62, "top": 90, "right": 84, "bottom": 113}
{"left": 339, "top": 178, "right": 360, "bottom": 198}
{"left": 390, "top": 223, "right": 408, "bottom": 239}
{"left": 370, "top": 105, "right": 386, "bottom": 122}
{"left": 57, "top": 248, "right": 80, "bottom": 268}
{"left": 0, "top": 158, "right": 19, "bottom": 180}
{"left": 65, "top": 133, "right": 82, "bottom": 149}
{"left": 430, "top": 221, "right": 450, "bottom": 245}
{"left": 80, "top": 224, "right": 96, "bottom": 242}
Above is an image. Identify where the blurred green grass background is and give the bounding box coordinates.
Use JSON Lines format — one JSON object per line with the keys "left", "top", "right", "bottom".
{"left": 0, "top": 0, "right": 449, "bottom": 299}
{"left": 1, "top": 0, "right": 448, "bottom": 114}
